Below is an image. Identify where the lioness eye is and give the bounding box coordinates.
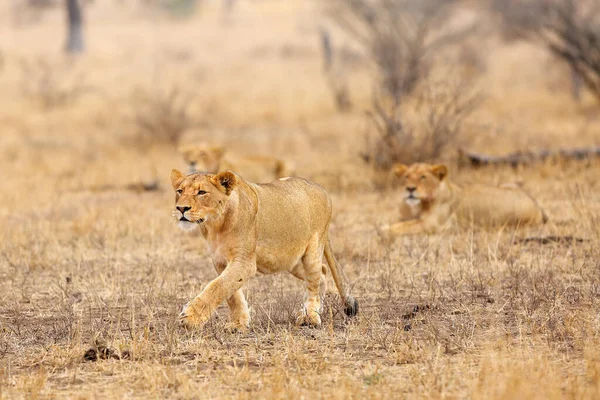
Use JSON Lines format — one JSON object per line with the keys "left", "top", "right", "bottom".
{"left": 197, "top": 190, "right": 207, "bottom": 196}
{"left": 420, "top": 175, "right": 427, "bottom": 181}
{"left": 176, "top": 189, "right": 183, "bottom": 194}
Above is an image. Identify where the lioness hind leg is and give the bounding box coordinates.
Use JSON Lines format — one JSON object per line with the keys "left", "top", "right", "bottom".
{"left": 225, "top": 289, "right": 250, "bottom": 333}
{"left": 320, "top": 264, "right": 328, "bottom": 295}
{"left": 291, "top": 264, "right": 328, "bottom": 297}
{"left": 499, "top": 183, "right": 549, "bottom": 224}
{"left": 295, "top": 239, "right": 324, "bottom": 327}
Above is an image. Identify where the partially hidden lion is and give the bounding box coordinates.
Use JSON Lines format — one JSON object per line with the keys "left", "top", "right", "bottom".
{"left": 386, "top": 163, "right": 548, "bottom": 236}
{"left": 170, "top": 169, "right": 358, "bottom": 330}
{"left": 179, "top": 144, "right": 294, "bottom": 183}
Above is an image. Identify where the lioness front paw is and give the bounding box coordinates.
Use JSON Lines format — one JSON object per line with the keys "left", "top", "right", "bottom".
{"left": 295, "top": 310, "right": 322, "bottom": 328}
{"left": 178, "top": 300, "right": 209, "bottom": 329}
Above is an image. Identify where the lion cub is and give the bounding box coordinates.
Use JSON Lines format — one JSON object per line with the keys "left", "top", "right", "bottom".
{"left": 171, "top": 169, "right": 358, "bottom": 331}
{"left": 179, "top": 144, "right": 294, "bottom": 183}
{"left": 387, "top": 163, "right": 548, "bottom": 235}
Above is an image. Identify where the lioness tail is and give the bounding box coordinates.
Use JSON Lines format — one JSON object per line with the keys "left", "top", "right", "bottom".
{"left": 324, "top": 236, "right": 358, "bottom": 317}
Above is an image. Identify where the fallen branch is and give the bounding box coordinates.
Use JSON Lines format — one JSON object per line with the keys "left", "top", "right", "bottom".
{"left": 517, "top": 235, "right": 588, "bottom": 245}
{"left": 70, "top": 180, "right": 160, "bottom": 193}
{"left": 458, "top": 147, "right": 600, "bottom": 168}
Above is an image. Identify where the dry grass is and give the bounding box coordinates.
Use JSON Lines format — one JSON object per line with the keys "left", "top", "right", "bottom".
{"left": 1, "top": 1, "right": 600, "bottom": 398}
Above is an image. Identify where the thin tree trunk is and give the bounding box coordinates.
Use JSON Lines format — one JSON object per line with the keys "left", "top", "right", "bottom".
{"left": 320, "top": 28, "right": 333, "bottom": 72}
{"left": 570, "top": 65, "right": 582, "bottom": 102}
{"left": 65, "top": 0, "right": 85, "bottom": 54}
{"left": 223, "top": 0, "right": 236, "bottom": 13}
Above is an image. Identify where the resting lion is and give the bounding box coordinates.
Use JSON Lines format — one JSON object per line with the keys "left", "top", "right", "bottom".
{"left": 170, "top": 169, "right": 358, "bottom": 330}
{"left": 386, "top": 163, "right": 548, "bottom": 235}
{"left": 179, "top": 144, "right": 294, "bottom": 183}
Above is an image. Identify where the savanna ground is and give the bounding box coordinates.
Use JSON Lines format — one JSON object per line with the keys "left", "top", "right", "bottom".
{"left": 1, "top": 1, "right": 600, "bottom": 398}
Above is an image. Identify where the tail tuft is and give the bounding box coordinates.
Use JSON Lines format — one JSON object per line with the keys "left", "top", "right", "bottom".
{"left": 344, "top": 296, "right": 359, "bottom": 317}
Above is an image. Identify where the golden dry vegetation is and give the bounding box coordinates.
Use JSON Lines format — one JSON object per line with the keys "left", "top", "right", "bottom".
{"left": 1, "top": 1, "right": 600, "bottom": 398}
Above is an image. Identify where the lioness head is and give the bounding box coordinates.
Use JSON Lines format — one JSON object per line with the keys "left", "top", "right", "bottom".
{"left": 170, "top": 169, "right": 236, "bottom": 232}
{"left": 392, "top": 163, "right": 448, "bottom": 206}
{"left": 178, "top": 145, "right": 226, "bottom": 175}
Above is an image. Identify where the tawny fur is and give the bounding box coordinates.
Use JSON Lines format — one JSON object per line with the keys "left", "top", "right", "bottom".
{"left": 387, "top": 163, "right": 548, "bottom": 236}
{"left": 170, "top": 169, "right": 357, "bottom": 331}
{"left": 179, "top": 144, "right": 294, "bottom": 183}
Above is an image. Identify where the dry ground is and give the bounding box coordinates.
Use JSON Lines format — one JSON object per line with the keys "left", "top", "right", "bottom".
{"left": 1, "top": 1, "right": 600, "bottom": 399}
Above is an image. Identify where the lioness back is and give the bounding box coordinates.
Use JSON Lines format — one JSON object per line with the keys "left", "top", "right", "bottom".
{"left": 249, "top": 178, "right": 331, "bottom": 270}
{"left": 458, "top": 184, "right": 547, "bottom": 226}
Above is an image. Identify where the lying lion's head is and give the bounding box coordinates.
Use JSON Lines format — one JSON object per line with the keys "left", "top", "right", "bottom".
{"left": 392, "top": 163, "right": 448, "bottom": 206}
{"left": 170, "top": 169, "right": 236, "bottom": 232}
{"left": 178, "top": 144, "right": 226, "bottom": 175}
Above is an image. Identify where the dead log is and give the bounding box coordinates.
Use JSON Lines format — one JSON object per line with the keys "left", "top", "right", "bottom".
{"left": 124, "top": 180, "right": 160, "bottom": 193}
{"left": 458, "top": 147, "right": 600, "bottom": 168}
{"left": 70, "top": 179, "right": 160, "bottom": 193}
{"left": 517, "top": 236, "right": 588, "bottom": 245}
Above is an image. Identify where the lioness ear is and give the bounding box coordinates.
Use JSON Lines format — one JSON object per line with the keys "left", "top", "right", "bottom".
{"left": 170, "top": 169, "right": 184, "bottom": 189}
{"left": 431, "top": 164, "right": 448, "bottom": 180}
{"left": 211, "top": 146, "right": 226, "bottom": 160}
{"left": 211, "top": 171, "right": 236, "bottom": 195}
{"left": 392, "top": 163, "right": 408, "bottom": 178}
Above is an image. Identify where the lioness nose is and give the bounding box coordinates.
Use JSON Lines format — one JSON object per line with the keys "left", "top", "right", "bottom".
{"left": 177, "top": 206, "right": 191, "bottom": 214}
{"left": 407, "top": 187, "right": 416, "bottom": 192}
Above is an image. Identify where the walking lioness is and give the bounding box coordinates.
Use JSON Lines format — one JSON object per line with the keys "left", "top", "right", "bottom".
{"left": 386, "top": 163, "right": 548, "bottom": 235}
{"left": 170, "top": 169, "right": 358, "bottom": 330}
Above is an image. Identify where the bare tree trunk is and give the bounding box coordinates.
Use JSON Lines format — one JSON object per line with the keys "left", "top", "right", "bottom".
{"left": 65, "top": 0, "right": 85, "bottom": 54}
{"left": 320, "top": 27, "right": 333, "bottom": 72}
{"left": 570, "top": 64, "right": 582, "bottom": 102}
{"left": 223, "top": 0, "right": 236, "bottom": 14}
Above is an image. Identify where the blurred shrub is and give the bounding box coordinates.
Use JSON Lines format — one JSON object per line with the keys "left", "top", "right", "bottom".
{"left": 319, "top": 28, "right": 355, "bottom": 112}
{"left": 492, "top": 0, "right": 600, "bottom": 103}
{"left": 362, "top": 78, "right": 481, "bottom": 168}
{"left": 327, "top": 0, "right": 475, "bottom": 103}
{"left": 134, "top": 86, "right": 191, "bottom": 148}
{"left": 19, "top": 57, "right": 93, "bottom": 109}
{"left": 327, "top": 0, "right": 480, "bottom": 168}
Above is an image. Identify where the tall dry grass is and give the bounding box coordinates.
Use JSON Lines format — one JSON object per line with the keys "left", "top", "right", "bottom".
{"left": 0, "top": 1, "right": 599, "bottom": 398}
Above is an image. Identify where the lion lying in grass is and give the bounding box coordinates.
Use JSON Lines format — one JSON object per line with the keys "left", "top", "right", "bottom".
{"left": 170, "top": 169, "right": 358, "bottom": 331}
{"left": 179, "top": 144, "right": 294, "bottom": 183}
{"left": 386, "top": 163, "right": 548, "bottom": 236}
